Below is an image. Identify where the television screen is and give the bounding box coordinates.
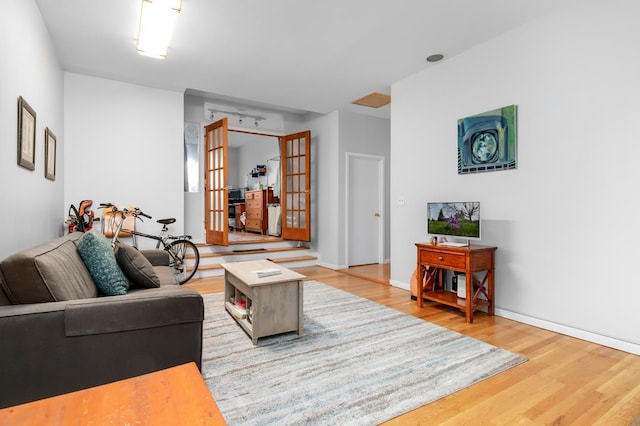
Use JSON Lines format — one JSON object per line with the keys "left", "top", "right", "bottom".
{"left": 427, "top": 202, "right": 481, "bottom": 240}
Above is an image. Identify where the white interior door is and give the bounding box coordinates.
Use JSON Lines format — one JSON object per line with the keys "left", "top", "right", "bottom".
{"left": 347, "top": 153, "right": 384, "bottom": 266}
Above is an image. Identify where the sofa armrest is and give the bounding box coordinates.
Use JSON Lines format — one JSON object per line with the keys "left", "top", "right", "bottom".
{"left": 0, "top": 288, "right": 204, "bottom": 409}
{"left": 140, "top": 249, "right": 170, "bottom": 266}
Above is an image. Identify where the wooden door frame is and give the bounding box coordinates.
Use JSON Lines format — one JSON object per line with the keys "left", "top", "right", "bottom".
{"left": 344, "top": 152, "right": 385, "bottom": 266}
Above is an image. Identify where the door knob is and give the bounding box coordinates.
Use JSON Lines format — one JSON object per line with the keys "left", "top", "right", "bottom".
{"left": 374, "top": 212, "right": 380, "bottom": 217}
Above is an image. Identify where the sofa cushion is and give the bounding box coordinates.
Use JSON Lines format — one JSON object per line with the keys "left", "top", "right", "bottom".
{"left": 77, "top": 231, "right": 129, "bottom": 296}
{"left": 115, "top": 243, "right": 160, "bottom": 289}
{"left": 140, "top": 249, "right": 170, "bottom": 267}
{"left": 0, "top": 233, "right": 97, "bottom": 304}
{"left": 154, "top": 266, "right": 179, "bottom": 286}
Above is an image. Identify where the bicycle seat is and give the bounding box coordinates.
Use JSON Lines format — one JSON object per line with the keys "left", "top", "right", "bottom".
{"left": 157, "top": 218, "right": 176, "bottom": 225}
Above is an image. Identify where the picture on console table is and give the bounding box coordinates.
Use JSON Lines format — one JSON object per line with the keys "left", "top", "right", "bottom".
{"left": 457, "top": 104, "right": 517, "bottom": 174}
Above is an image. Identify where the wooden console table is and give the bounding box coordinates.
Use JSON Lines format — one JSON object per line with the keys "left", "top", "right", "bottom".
{"left": 0, "top": 363, "right": 226, "bottom": 425}
{"left": 415, "top": 243, "right": 497, "bottom": 323}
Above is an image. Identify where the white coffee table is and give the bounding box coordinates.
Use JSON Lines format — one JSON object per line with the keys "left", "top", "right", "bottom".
{"left": 221, "top": 260, "right": 306, "bottom": 344}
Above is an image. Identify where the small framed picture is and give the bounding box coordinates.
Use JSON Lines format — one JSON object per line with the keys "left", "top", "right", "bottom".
{"left": 17, "top": 96, "right": 37, "bottom": 170}
{"left": 44, "top": 127, "right": 57, "bottom": 181}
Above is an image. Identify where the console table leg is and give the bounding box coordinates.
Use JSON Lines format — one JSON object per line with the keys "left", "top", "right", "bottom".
{"left": 465, "top": 271, "right": 473, "bottom": 323}
{"left": 416, "top": 266, "right": 423, "bottom": 308}
{"left": 488, "top": 269, "right": 495, "bottom": 316}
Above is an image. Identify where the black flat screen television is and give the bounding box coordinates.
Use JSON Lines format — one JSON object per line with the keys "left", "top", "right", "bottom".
{"left": 427, "top": 202, "right": 481, "bottom": 242}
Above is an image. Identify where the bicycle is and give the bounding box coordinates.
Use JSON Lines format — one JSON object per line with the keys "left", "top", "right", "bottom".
{"left": 98, "top": 203, "right": 200, "bottom": 284}
{"left": 66, "top": 200, "right": 96, "bottom": 233}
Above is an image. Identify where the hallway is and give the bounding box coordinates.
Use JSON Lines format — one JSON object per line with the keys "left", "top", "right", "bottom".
{"left": 338, "top": 263, "right": 390, "bottom": 286}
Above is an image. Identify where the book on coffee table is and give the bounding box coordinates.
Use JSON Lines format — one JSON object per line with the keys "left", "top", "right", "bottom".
{"left": 253, "top": 268, "right": 281, "bottom": 278}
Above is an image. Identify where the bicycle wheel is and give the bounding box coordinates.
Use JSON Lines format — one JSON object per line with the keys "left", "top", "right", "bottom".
{"left": 165, "top": 239, "right": 200, "bottom": 284}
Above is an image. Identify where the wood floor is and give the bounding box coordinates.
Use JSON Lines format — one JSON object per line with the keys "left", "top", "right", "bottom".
{"left": 184, "top": 265, "right": 640, "bottom": 425}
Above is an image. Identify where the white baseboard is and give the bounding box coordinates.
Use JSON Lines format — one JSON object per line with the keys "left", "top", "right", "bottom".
{"left": 495, "top": 308, "right": 640, "bottom": 356}
{"left": 316, "top": 261, "right": 347, "bottom": 270}
{"left": 387, "top": 280, "right": 639, "bottom": 355}
{"left": 390, "top": 280, "right": 410, "bottom": 291}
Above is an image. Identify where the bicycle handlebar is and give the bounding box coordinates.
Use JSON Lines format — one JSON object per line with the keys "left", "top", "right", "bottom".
{"left": 97, "top": 203, "right": 152, "bottom": 220}
{"left": 98, "top": 202, "right": 117, "bottom": 212}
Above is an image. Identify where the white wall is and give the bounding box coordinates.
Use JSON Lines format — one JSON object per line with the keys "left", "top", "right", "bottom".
{"left": 183, "top": 94, "right": 205, "bottom": 240}
{"left": 228, "top": 147, "right": 240, "bottom": 189}
{"left": 390, "top": 0, "right": 640, "bottom": 354}
{"left": 303, "top": 110, "right": 391, "bottom": 269}
{"left": 339, "top": 111, "right": 391, "bottom": 264}
{"left": 64, "top": 73, "right": 184, "bottom": 250}
{"left": 306, "top": 112, "right": 340, "bottom": 267}
{"left": 0, "top": 1, "right": 64, "bottom": 260}
{"left": 237, "top": 137, "right": 280, "bottom": 190}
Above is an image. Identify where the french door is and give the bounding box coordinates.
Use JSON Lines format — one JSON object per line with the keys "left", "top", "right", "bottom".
{"left": 281, "top": 131, "right": 311, "bottom": 241}
{"left": 204, "top": 118, "right": 228, "bottom": 245}
{"left": 203, "top": 120, "right": 310, "bottom": 245}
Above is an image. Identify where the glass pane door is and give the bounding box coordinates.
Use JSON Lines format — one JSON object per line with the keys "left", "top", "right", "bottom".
{"left": 281, "top": 131, "right": 310, "bottom": 241}
{"left": 204, "top": 118, "right": 228, "bottom": 246}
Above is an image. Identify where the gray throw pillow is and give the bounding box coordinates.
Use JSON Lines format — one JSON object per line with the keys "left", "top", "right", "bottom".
{"left": 115, "top": 243, "right": 161, "bottom": 289}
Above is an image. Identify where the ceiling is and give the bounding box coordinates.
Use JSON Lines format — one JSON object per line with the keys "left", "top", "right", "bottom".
{"left": 35, "top": 0, "right": 571, "bottom": 117}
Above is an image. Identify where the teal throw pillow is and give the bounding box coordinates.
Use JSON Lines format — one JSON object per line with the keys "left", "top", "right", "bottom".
{"left": 115, "top": 242, "right": 161, "bottom": 289}
{"left": 77, "top": 231, "right": 130, "bottom": 295}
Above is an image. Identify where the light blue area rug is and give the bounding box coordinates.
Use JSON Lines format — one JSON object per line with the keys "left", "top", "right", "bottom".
{"left": 201, "top": 281, "right": 526, "bottom": 425}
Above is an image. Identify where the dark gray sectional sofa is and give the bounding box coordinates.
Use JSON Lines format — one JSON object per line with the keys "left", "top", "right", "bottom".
{"left": 0, "top": 232, "right": 204, "bottom": 409}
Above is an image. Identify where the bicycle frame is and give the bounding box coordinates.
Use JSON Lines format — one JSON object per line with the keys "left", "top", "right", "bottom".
{"left": 122, "top": 228, "right": 166, "bottom": 250}
{"left": 100, "top": 204, "right": 200, "bottom": 284}
{"left": 106, "top": 211, "right": 187, "bottom": 249}
{"left": 121, "top": 224, "right": 191, "bottom": 250}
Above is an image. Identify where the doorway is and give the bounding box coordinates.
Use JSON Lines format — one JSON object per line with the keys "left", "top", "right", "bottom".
{"left": 345, "top": 153, "right": 385, "bottom": 266}
{"left": 202, "top": 119, "right": 311, "bottom": 246}
{"left": 183, "top": 124, "right": 283, "bottom": 243}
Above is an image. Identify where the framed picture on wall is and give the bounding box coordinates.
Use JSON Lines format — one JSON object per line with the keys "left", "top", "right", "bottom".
{"left": 457, "top": 104, "right": 517, "bottom": 174}
{"left": 17, "top": 96, "right": 37, "bottom": 171}
{"left": 44, "top": 127, "right": 57, "bottom": 181}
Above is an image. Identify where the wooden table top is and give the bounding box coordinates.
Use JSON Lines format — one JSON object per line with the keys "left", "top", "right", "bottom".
{"left": 0, "top": 362, "right": 226, "bottom": 425}
{"left": 221, "top": 259, "right": 306, "bottom": 286}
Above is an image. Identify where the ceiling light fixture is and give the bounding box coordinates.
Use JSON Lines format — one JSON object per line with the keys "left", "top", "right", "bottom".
{"left": 137, "top": 0, "right": 182, "bottom": 59}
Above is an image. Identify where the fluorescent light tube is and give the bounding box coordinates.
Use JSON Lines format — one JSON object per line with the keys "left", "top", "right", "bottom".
{"left": 137, "top": 0, "right": 182, "bottom": 59}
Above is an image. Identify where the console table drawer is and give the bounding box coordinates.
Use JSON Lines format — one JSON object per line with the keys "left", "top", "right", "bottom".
{"left": 420, "top": 250, "right": 465, "bottom": 269}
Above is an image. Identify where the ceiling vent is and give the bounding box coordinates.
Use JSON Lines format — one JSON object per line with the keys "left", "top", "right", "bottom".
{"left": 352, "top": 92, "right": 391, "bottom": 108}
